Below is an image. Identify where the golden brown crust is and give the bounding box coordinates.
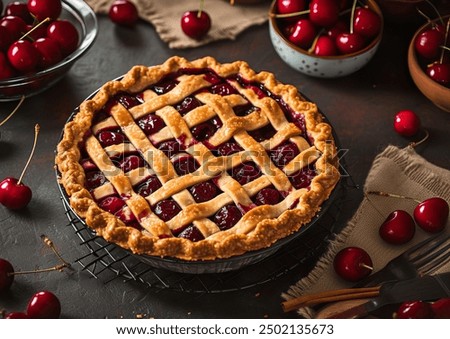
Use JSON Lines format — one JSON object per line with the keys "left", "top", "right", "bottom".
{"left": 55, "top": 56, "right": 340, "bottom": 261}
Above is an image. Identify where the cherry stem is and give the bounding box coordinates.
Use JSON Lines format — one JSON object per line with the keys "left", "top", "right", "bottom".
{"left": 270, "top": 9, "right": 310, "bottom": 19}
{"left": 19, "top": 17, "right": 50, "bottom": 41}
{"left": 7, "top": 263, "right": 69, "bottom": 277}
{"left": 366, "top": 191, "right": 421, "bottom": 204}
{"left": 439, "top": 18, "right": 450, "bottom": 64}
{"left": 17, "top": 124, "right": 40, "bottom": 185}
{"left": 41, "top": 234, "right": 72, "bottom": 269}
{"left": 360, "top": 263, "right": 373, "bottom": 271}
{"left": 0, "top": 95, "right": 25, "bottom": 127}
{"left": 350, "top": 0, "right": 358, "bottom": 34}
{"left": 198, "top": 0, "right": 205, "bottom": 18}
{"left": 408, "top": 129, "right": 429, "bottom": 148}
{"left": 424, "top": 0, "right": 444, "bottom": 26}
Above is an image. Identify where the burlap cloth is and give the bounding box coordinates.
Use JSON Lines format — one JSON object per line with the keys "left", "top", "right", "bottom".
{"left": 85, "top": 0, "right": 270, "bottom": 49}
{"left": 282, "top": 145, "right": 450, "bottom": 318}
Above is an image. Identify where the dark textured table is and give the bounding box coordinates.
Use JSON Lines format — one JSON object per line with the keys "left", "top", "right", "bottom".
{"left": 1, "top": 12, "right": 449, "bottom": 319}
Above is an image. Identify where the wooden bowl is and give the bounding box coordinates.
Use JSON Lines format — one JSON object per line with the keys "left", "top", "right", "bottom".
{"left": 408, "top": 17, "right": 450, "bottom": 112}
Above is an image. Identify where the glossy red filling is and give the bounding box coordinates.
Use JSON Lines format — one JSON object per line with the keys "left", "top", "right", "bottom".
{"left": 80, "top": 68, "right": 316, "bottom": 241}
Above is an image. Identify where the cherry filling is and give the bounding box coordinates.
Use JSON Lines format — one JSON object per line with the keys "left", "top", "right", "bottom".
{"left": 178, "top": 226, "right": 205, "bottom": 242}
{"left": 210, "top": 82, "right": 238, "bottom": 96}
{"left": 248, "top": 124, "right": 277, "bottom": 142}
{"left": 216, "top": 139, "right": 243, "bottom": 156}
{"left": 229, "top": 161, "right": 261, "bottom": 185}
{"left": 137, "top": 114, "right": 165, "bottom": 135}
{"left": 98, "top": 196, "right": 126, "bottom": 214}
{"left": 254, "top": 187, "right": 282, "bottom": 205}
{"left": 233, "top": 103, "right": 258, "bottom": 117}
{"left": 152, "top": 199, "right": 182, "bottom": 222}
{"left": 213, "top": 204, "right": 243, "bottom": 230}
{"left": 97, "top": 130, "right": 126, "bottom": 147}
{"left": 151, "top": 75, "right": 179, "bottom": 95}
{"left": 115, "top": 92, "right": 143, "bottom": 109}
{"left": 120, "top": 154, "right": 145, "bottom": 173}
{"left": 80, "top": 159, "right": 98, "bottom": 171}
{"left": 175, "top": 96, "right": 203, "bottom": 115}
{"left": 136, "top": 175, "right": 162, "bottom": 197}
{"left": 189, "top": 181, "right": 218, "bottom": 203}
{"left": 270, "top": 141, "right": 300, "bottom": 168}
{"left": 156, "top": 139, "right": 182, "bottom": 158}
{"left": 85, "top": 170, "right": 106, "bottom": 190}
{"left": 172, "top": 155, "right": 199, "bottom": 175}
{"left": 289, "top": 164, "right": 317, "bottom": 189}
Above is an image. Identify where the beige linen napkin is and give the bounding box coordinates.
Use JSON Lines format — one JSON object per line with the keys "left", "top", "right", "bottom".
{"left": 282, "top": 145, "right": 450, "bottom": 318}
{"left": 85, "top": 0, "right": 270, "bottom": 49}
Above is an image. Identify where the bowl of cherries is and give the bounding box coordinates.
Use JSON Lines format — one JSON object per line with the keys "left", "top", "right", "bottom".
{"left": 408, "top": 15, "right": 450, "bottom": 112}
{"left": 0, "top": 0, "right": 97, "bottom": 101}
{"left": 268, "top": 0, "right": 383, "bottom": 78}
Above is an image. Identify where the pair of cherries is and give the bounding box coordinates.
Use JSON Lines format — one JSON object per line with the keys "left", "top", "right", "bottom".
{"left": 0, "top": 0, "right": 80, "bottom": 79}
{"left": 275, "top": 0, "right": 381, "bottom": 56}
{"left": 0, "top": 258, "right": 61, "bottom": 319}
{"left": 414, "top": 16, "right": 450, "bottom": 87}
{"left": 395, "top": 298, "right": 450, "bottom": 319}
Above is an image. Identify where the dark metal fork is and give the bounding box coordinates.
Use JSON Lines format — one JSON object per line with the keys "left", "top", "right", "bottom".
{"left": 356, "top": 232, "right": 450, "bottom": 287}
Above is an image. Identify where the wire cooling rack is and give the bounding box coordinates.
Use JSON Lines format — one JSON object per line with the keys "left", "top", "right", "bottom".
{"left": 61, "top": 179, "right": 349, "bottom": 294}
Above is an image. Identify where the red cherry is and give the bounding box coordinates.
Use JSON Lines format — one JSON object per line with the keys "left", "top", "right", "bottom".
{"left": 414, "top": 28, "right": 444, "bottom": 60}
{"left": 379, "top": 210, "right": 415, "bottom": 245}
{"left": 47, "top": 20, "right": 79, "bottom": 56}
{"left": 25, "top": 22, "right": 49, "bottom": 41}
{"left": 0, "top": 125, "right": 38, "bottom": 209}
{"left": 431, "top": 298, "right": 450, "bottom": 319}
{"left": 0, "top": 52, "right": 16, "bottom": 79}
{"left": 7, "top": 40, "right": 39, "bottom": 73}
{"left": 426, "top": 62, "right": 450, "bottom": 86}
{"left": 393, "top": 109, "right": 421, "bottom": 137}
{"left": 98, "top": 196, "right": 126, "bottom": 214}
{"left": 413, "top": 197, "right": 449, "bottom": 233}
{"left": 396, "top": 301, "right": 434, "bottom": 319}
{"left": 108, "top": 0, "right": 139, "bottom": 26}
{"left": 336, "top": 32, "right": 366, "bottom": 54}
{"left": 0, "top": 258, "right": 15, "bottom": 293}
{"left": 33, "top": 37, "right": 63, "bottom": 69}
{"left": 180, "top": 10, "right": 211, "bottom": 40}
{"left": 4, "top": 312, "right": 29, "bottom": 319}
{"left": 0, "top": 25, "right": 13, "bottom": 52}
{"left": 326, "top": 20, "right": 348, "bottom": 39}
{"left": 0, "top": 15, "right": 27, "bottom": 41}
{"left": 276, "top": 0, "right": 306, "bottom": 14}
{"left": 309, "top": 0, "right": 340, "bottom": 28}
{"left": 5, "top": 2, "right": 34, "bottom": 24}
{"left": 27, "top": 0, "right": 62, "bottom": 21}
{"left": 313, "top": 35, "right": 338, "bottom": 56}
{"left": 333, "top": 246, "right": 373, "bottom": 282}
{"left": 26, "top": 291, "right": 61, "bottom": 319}
{"left": 0, "top": 177, "right": 32, "bottom": 210}
{"left": 353, "top": 7, "right": 381, "bottom": 39}
{"left": 177, "top": 225, "right": 204, "bottom": 242}
{"left": 288, "top": 18, "right": 316, "bottom": 49}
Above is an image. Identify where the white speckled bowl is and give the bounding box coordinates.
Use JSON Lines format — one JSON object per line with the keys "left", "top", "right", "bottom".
{"left": 269, "top": 0, "right": 383, "bottom": 78}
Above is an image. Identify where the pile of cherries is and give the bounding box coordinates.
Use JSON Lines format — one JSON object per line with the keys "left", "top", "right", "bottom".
{"left": 273, "top": 0, "right": 381, "bottom": 56}
{"left": 0, "top": 258, "right": 62, "bottom": 319}
{"left": 414, "top": 16, "right": 450, "bottom": 87}
{"left": 0, "top": 0, "right": 79, "bottom": 80}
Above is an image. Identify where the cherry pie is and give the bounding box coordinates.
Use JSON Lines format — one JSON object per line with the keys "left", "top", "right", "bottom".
{"left": 56, "top": 56, "right": 339, "bottom": 261}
